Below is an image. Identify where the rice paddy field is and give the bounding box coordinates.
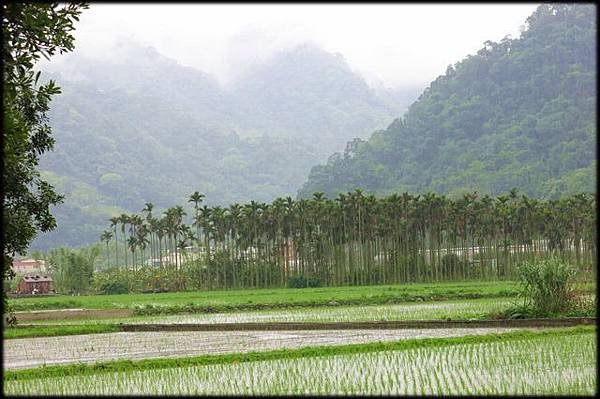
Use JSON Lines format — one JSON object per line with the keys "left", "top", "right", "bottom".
{"left": 8, "top": 280, "right": 522, "bottom": 312}
{"left": 5, "top": 327, "right": 532, "bottom": 370}
{"left": 4, "top": 282, "right": 596, "bottom": 395}
{"left": 18, "top": 297, "right": 515, "bottom": 326}
{"left": 4, "top": 327, "right": 595, "bottom": 396}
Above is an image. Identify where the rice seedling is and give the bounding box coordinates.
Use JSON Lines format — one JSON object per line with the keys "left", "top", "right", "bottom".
{"left": 134, "top": 297, "right": 514, "bottom": 324}
{"left": 23, "top": 297, "right": 514, "bottom": 327}
{"left": 4, "top": 331, "right": 594, "bottom": 395}
{"left": 3, "top": 327, "right": 524, "bottom": 370}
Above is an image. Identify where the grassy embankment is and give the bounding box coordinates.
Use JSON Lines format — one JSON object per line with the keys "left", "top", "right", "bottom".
{"left": 4, "top": 324, "right": 121, "bottom": 339}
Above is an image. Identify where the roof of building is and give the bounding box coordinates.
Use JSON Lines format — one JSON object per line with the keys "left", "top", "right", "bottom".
{"left": 21, "top": 274, "right": 52, "bottom": 282}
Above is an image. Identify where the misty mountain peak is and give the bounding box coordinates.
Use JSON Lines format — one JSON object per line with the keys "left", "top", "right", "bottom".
{"left": 283, "top": 42, "right": 348, "bottom": 64}
{"left": 258, "top": 42, "right": 353, "bottom": 77}
{"left": 231, "top": 41, "right": 370, "bottom": 99}
{"left": 111, "top": 39, "right": 175, "bottom": 66}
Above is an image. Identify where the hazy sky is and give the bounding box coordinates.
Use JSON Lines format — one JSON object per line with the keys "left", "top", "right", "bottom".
{"left": 67, "top": 3, "right": 539, "bottom": 88}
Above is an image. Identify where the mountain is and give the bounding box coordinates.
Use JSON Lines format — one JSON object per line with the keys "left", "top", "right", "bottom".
{"left": 298, "top": 4, "right": 596, "bottom": 200}
{"left": 32, "top": 42, "right": 421, "bottom": 250}
{"left": 229, "top": 44, "right": 405, "bottom": 154}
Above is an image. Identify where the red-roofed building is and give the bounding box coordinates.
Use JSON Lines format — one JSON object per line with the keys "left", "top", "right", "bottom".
{"left": 17, "top": 274, "right": 53, "bottom": 295}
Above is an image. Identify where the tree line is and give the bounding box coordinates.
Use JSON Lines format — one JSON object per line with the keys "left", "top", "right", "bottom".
{"left": 96, "top": 189, "right": 596, "bottom": 291}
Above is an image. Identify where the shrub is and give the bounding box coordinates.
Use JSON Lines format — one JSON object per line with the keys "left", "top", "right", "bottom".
{"left": 287, "top": 275, "right": 321, "bottom": 288}
{"left": 99, "top": 281, "right": 128, "bottom": 295}
{"left": 306, "top": 276, "right": 322, "bottom": 288}
{"left": 4, "top": 277, "right": 20, "bottom": 293}
{"left": 515, "top": 256, "right": 576, "bottom": 315}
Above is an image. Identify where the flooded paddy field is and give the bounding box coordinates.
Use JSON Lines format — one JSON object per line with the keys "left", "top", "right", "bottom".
{"left": 4, "top": 327, "right": 526, "bottom": 370}
{"left": 22, "top": 297, "right": 514, "bottom": 325}
{"left": 5, "top": 330, "right": 594, "bottom": 395}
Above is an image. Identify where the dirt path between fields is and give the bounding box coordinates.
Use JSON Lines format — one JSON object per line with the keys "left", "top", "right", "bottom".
{"left": 117, "top": 317, "right": 595, "bottom": 331}
{"left": 11, "top": 317, "right": 594, "bottom": 333}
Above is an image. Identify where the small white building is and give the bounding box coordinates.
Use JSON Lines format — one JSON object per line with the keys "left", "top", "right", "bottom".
{"left": 12, "top": 259, "right": 46, "bottom": 275}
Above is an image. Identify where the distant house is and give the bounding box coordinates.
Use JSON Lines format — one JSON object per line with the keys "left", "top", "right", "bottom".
{"left": 283, "top": 239, "right": 296, "bottom": 262}
{"left": 17, "top": 274, "right": 53, "bottom": 295}
{"left": 12, "top": 259, "right": 46, "bottom": 275}
{"left": 145, "top": 258, "right": 162, "bottom": 267}
{"left": 144, "top": 250, "right": 198, "bottom": 268}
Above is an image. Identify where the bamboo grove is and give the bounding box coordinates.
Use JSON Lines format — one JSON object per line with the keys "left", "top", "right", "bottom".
{"left": 99, "top": 190, "right": 597, "bottom": 290}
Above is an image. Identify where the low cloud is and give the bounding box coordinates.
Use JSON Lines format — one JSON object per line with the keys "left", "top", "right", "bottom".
{"left": 42, "top": 4, "right": 538, "bottom": 89}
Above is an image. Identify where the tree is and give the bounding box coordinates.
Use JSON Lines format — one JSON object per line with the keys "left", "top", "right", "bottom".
{"left": 47, "top": 246, "right": 98, "bottom": 295}
{"left": 298, "top": 4, "right": 596, "bottom": 201}
{"left": 99, "top": 188, "right": 595, "bottom": 292}
{"left": 2, "top": 3, "right": 88, "bottom": 323}
{"left": 109, "top": 216, "right": 120, "bottom": 268}
{"left": 100, "top": 230, "right": 113, "bottom": 269}
{"left": 188, "top": 191, "right": 204, "bottom": 270}
{"left": 118, "top": 214, "right": 130, "bottom": 269}
{"left": 141, "top": 203, "right": 154, "bottom": 266}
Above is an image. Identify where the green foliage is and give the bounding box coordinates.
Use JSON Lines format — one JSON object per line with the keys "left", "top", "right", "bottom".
{"left": 95, "top": 190, "right": 596, "bottom": 291}
{"left": 494, "top": 256, "right": 596, "bottom": 319}
{"left": 92, "top": 266, "right": 186, "bottom": 295}
{"left": 287, "top": 275, "right": 322, "bottom": 289}
{"left": 46, "top": 246, "right": 98, "bottom": 294}
{"left": 3, "top": 276, "right": 20, "bottom": 294}
{"left": 98, "top": 280, "right": 128, "bottom": 295}
{"left": 516, "top": 256, "right": 576, "bottom": 315}
{"left": 2, "top": 2, "right": 87, "bottom": 323}
{"left": 299, "top": 4, "right": 596, "bottom": 200}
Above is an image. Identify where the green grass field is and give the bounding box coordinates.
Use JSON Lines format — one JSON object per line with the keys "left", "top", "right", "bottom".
{"left": 9, "top": 280, "right": 522, "bottom": 312}
{"left": 4, "top": 326, "right": 595, "bottom": 395}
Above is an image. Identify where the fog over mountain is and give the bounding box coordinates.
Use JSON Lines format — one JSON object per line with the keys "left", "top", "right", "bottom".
{"left": 29, "top": 4, "right": 548, "bottom": 251}
{"left": 40, "top": 3, "right": 538, "bottom": 88}
{"left": 33, "top": 41, "right": 422, "bottom": 250}
{"left": 299, "top": 4, "right": 596, "bottom": 200}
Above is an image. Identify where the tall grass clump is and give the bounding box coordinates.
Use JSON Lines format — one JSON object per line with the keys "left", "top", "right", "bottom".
{"left": 502, "top": 256, "right": 594, "bottom": 318}
{"left": 518, "top": 256, "right": 575, "bottom": 314}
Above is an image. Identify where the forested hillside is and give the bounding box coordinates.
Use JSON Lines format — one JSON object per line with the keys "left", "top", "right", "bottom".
{"left": 33, "top": 42, "right": 420, "bottom": 250}
{"left": 229, "top": 44, "right": 406, "bottom": 151}
{"left": 299, "top": 4, "right": 596, "bottom": 199}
